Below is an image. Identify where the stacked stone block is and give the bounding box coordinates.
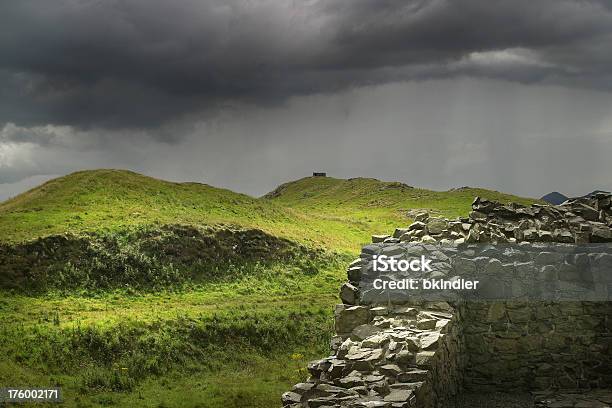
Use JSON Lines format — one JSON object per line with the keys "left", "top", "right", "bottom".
{"left": 282, "top": 300, "right": 465, "bottom": 407}
{"left": 373, "top": 192, "right": 612, "bottom": 245}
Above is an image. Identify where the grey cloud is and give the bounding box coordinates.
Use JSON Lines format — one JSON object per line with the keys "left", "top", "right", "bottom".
{"left": 1, "top": 0, "right": 612, "bottom": 130}
{"left": 0, "top": 123, "right": 70, "bottom": 146}
{"left": 2, "top": 0, "right": 612, "bottom": 199}
{"left": 5, "top": 78, "right": 611, "bottom": 199}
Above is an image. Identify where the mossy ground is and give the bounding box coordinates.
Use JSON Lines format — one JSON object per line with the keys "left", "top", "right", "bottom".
{"left": 0, "top": 170, "right": 538, "bottom": 407}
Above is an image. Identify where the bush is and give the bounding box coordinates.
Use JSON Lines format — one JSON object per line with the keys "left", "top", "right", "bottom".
{"left": 0, "top": 224, "right": 341, "bottom": 294}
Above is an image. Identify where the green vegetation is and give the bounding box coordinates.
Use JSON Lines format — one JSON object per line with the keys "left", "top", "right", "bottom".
{"left": 264, "top": 176, "right": 538, "bottom": 246}
{"left": 0, "top": 225, "right": 339, "bottom": 294}
{"left": 1, "top": 291, "right": 335, "bottom": 407}
{"left": 0, "top": 170, "right": 538, "bottom": 407}
{"left": 0, "top": 169, "right": 536, "bottom": 252}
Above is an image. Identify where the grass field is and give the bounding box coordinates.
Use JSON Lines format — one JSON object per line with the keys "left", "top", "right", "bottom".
{"left": 0, "top": 170, "right": 538, "bottom": 407}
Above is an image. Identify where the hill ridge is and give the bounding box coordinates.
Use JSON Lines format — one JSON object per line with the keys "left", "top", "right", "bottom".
{"left": 0, "top": 169, "right": 539, "bottom": 251}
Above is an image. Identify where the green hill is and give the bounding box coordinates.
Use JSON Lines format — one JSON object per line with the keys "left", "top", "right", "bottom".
{"left": 264, "top": 176, "right": 537, "bottom": 211}
{"left": 0, "top": 170, "right": 538, "bottom": 252}
{"left": 263, "top": 176, "right": 539, "bottom": 244}
{"left": 0, "top": 169, "right": 300, "bottom": 242}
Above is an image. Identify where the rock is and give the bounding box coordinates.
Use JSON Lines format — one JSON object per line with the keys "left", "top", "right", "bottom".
{"left": 346, "top": 348, "right": 377, "bottom": 362}
{"left": 412, "top": 229, "right": 427, "bottom": 239}
{"left": 553, "top": 228, "right": 574, "bottom": 243}
{"left": 466, "top": 228, "right": 480, "bottom": 243}
{"left": 397, "top": 369, "right": 429, "bottom": 382}
{"left": 292, "top": 382, "right": 315, "bottom": 394}
{"left": 348, "top": 265, "right": 363, "bottom": 282}
{"left": 538, "top": 230, "right": 552, "bottom": 241}
{"left": 575, "top": 231, "right": 590, "bottom": 244}
{"left": 281, "top": 391, "right": 302, "bottom": 405}
{"left": 362, "top": 333, "right": 390, "bottom": 348}
{"left": 599, "top": 209, "right": 608, "bottom": 222}
{"left": 379, "top": 364, "right": 402, "bottom": 377}
{"left": 390, "top": 382, "right": 424, "bottom": 391}
{"left": 309, "top": 396, "right": 355, "bottom": 407}
{"left": 470, "top": 210, "right": 488, "bottom": 221}
{"left": 573, "top": 203, "right": 600, "bottom": 221}
{"left": 395, "top": 350, "right": 416, "bottom": 366}
{"left": 399, "top": 232, "right": 414, "bottom": 242}
{"left": 335, "top": 306, "right": 371, "bottom": 334}
{"left": 427, "top": 218, "right": 447, "bottom": 235}
{"left": 418, "top": 332, "right": 440, "bottom": 350}
{"left": 337, "top": 338, "right": 355, "bottom": 359}
{"left": 486, "top": 303, "right": 506, "bottom": 322}
{"left": 340, "top": 282, "right": 359, "bottom": 305}
{"left": 330, "top": 336, "right": 343, "bottom": 352}
{"left": 328, "top": 360, "right": 346, "bottom": 379}
{"left": 524, "top": 228, "right": 539, "bottom": 241}
{"left": 384, "top": 389, "right": 413, "bottom": 403}
{"left": 597, "top": 195, "right": 611, "bottom": 209}
{"left": 535, "top": 252, "right": 565, "bottom": 265}
{"left": 349, "top": 258, "right": 362, "bottom": 268}
{"left": 338, "top": 374, "right": 365, "bottom": 388}
{"left": 352, "top": 324, "right": 381, "bottom": 341}
{"left": 485, "top": 258, "right": 504, "bottom": 274}
{"left": 408, "top": 221, "right": 427, "bottom": 231}
{"left": 393, "top": 228, "right": 411, "bottom": 239}
{"left": 308, "top": 359, "right": 332, "bottom": 378}
{"left": 414, "top": 212, "right": 429, "bottom": 222}
{"left": 416, "top": 318, "right": 437, "bottom": 330}
{"left": 357, "top": 402, "right": 392, "bottom": 408}
{"left": 371, "top": 193, "right": 611, "bottom": 246}
{"left": 370, "top": 306, "right": 388, "bottom": 316}
{"left": 372, "top": 234, "right": 391, "bottom": 243}
{"left": 591, "top": 224, "right": 612, "bottom": 242}
{"left": 421, "top": 235, "right": 437, "bottom": 243}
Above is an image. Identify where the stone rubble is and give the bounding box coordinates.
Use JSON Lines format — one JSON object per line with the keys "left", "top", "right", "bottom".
{"left": 282, "top": 302, "right": 462, "bottom": 408}
{"left": 372, "top": 192, "right": 612, "bottom": 245}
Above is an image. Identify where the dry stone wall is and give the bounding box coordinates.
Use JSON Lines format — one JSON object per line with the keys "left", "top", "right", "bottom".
{"left": 282, "top": 301, "right": 466, "bottom": 408}
{"left": 283, "top": 194, "right": 612, "bottom": 408}
{"left": 462, "top": 300, "right": 612, "bottom": 391}
{"left": 373, "top": 192, "right": 612, "bottom": 245}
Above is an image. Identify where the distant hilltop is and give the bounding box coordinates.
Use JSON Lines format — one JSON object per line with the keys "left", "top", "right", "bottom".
{"left": 541, "top": 190, "right": 611, "bottom": 205}
{"left": 541, "top": 192, "right": 568, "bottom": 205}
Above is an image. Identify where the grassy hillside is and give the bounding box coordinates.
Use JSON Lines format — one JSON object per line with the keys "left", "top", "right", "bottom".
{"left": 0, "top": 170, "right": 390, "bottom": 252}
{"left": 0, "top": 170, "right": 538, "bottom": 252}
{"left": 0, "top": 169, "right": 320, "bottom": 245}
{"left": 264, "top": 176, "right": 537, "bottom": 211}
{"left": 0, "top": 170, "right": 539, "bottom": 407}
{"left": 1, "top": 290, "right": 336, "bottom": 407}
{"left": 263, "top": 176, "right": 539, "bottom": 242}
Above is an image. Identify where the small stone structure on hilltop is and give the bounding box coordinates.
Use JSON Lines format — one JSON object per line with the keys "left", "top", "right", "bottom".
{"left": 282, "top": 193, "right": 612, "bottom": 408}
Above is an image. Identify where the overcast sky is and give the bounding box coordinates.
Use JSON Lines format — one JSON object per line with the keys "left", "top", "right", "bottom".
{"left": 2, "top": 0, "right": 612, "bottom": 201}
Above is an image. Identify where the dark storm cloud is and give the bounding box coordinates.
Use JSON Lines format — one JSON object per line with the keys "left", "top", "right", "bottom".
{"left": 1, "top": 0, "right": 612, "bottom": 130}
